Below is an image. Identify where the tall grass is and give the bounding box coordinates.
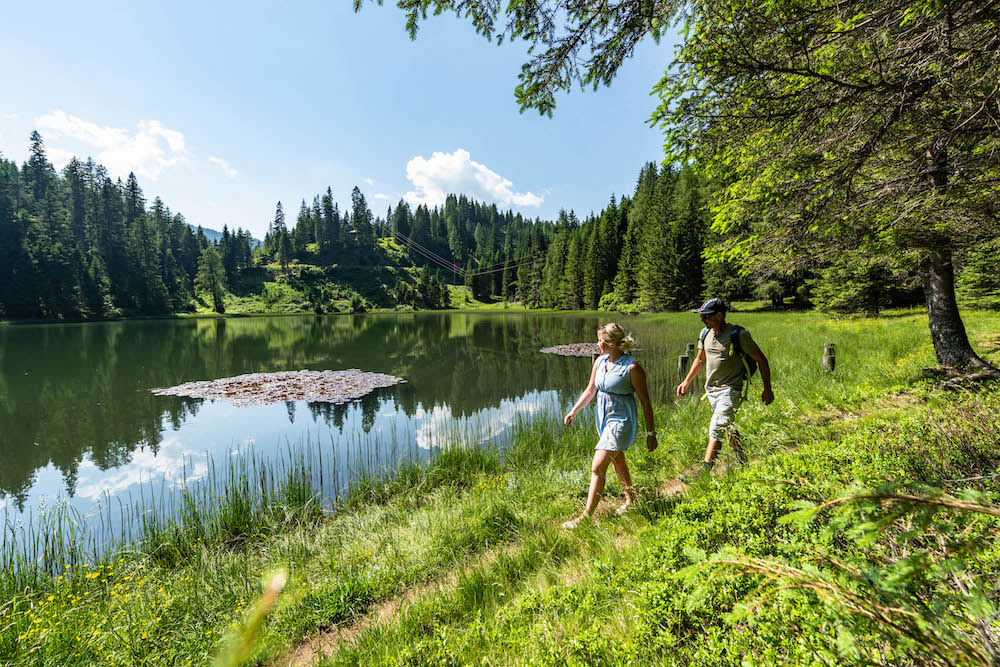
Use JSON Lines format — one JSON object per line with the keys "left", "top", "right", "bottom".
{"left": 2, "top": 309, "right": 997, "bottom": 666}
{"left": 0, "top": 402, "right": 567, "bottom": 592}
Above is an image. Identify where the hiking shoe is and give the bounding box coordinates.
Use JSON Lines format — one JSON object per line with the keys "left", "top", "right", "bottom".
{"left": 680, "top": 461, "right": 714, "bottom": 483}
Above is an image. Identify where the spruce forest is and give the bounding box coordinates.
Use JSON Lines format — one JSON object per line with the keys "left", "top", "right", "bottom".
{"left": 2, "top": 131, "right": 999, "bottom": 321}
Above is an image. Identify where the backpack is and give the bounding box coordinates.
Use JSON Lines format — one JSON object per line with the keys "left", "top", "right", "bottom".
{"left": 700, "top": 324, "right": 758, "bottom": 390}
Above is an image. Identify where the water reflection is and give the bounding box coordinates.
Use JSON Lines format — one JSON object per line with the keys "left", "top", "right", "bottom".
{"left": 0, "top": 313, "right": 602, "bottom": 516}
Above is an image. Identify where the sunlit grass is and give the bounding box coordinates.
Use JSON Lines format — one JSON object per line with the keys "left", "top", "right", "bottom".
{"left": 1, "top": 309, "right": 998, "bottom": 665}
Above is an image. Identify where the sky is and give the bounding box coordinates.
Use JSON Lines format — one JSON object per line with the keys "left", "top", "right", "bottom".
{"left": 0, "top": 1, "right": 681, "bottom": 240}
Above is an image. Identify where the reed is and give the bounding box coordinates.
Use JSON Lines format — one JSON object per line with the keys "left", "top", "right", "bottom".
{"left": 2, "top": 309, "right": 997, "bottom": 666}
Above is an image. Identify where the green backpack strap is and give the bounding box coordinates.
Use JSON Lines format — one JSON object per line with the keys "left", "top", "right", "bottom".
{"left": 728, "top": 324, "right": 752, "bottom": 399}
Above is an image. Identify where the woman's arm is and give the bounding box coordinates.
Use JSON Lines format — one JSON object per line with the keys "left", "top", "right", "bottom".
{"left": 630, "top": 362, "right": 659, "bottom": 452}
{"left": 564, "top": 358, "right": 600, "bottom": 427}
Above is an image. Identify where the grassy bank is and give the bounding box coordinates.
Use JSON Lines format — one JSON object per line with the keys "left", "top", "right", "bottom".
{"left": 2, "top": 310, "right": 999, "bottom": 666}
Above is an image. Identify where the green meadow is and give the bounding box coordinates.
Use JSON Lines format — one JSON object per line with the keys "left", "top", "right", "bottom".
{"left": 3, "top": 309, "right": 999, "bottom": 666}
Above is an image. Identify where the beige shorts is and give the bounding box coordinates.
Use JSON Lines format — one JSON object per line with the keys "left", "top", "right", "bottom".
{"left": 707, "top": 386, "right": 742, "bottom": 442}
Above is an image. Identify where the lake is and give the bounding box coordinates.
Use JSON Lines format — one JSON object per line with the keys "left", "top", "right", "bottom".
{"left": 1, "top": 312, "right": 618, "bottom": 534}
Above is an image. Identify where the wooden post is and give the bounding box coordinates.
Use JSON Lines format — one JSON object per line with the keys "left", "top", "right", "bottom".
{"left": 686, "top": 343, "right": 696, "bottom": 357}
{"left": 823, "top": 343, "right": 836, "bottom": 372}
{"left": 678, "top": 354, "right": 690, "bottom": 383}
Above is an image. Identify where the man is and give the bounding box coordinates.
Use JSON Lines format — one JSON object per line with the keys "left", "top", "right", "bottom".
{"left": 676, "top": 298, "right": 773, "bottom": 480}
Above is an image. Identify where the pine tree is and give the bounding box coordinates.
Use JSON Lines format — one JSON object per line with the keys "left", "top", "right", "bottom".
{"left": 278, "top": 229, "right": 292, "bottom": 274}
{"left": 957, "top": 238, "right": 1000, "bottom": 310}
{"left": 267, "top": 201, "right": 286, "bottom": 258}
{"left": 540, "top": 229, "right": 568, "bottom": 308}
{"left": 195, "top": 244, "right": 227, "bottom": 313}
{"left": 293, "top": 200, "right": 312, "bottom": 257}
{"left": 351, "top": 187, "right": 373, "bottom": 249}
{"left": 638, "top": 166, "right": 676, "bottom": 310}
{"left": 668, "top": 165, "right": 706, "bottom": 309}
{"left": 391, "top": 199, "right": 411, "bottom": 240}
{"left": 562, "top": 232, "right": 584, "bottom": 309}
{"left": 319, "top": 188, "right": 335, "bottom": 259}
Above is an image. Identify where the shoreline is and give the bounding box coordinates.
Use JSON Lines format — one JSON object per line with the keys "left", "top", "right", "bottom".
{"left": 0, "top": 306, "right": 615, "bottom": 327}
{"left": 3, "top": 310, "right": 998, "bottom": 665}
{"left": 0, "top": 302, "right": 949, "bottom": 328}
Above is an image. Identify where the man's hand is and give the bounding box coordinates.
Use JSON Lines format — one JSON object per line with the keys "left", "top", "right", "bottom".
{"left": 676, "top": 380, "right": 690, "bottom": 397}
{"left": 646, "top": 434, "right": 658, "bottom": 452}
{"left": 761, "top": 388, "right": 774, "bottom": 405}
{"left": 563, "top": 411, "right": 575, "bottom": 427}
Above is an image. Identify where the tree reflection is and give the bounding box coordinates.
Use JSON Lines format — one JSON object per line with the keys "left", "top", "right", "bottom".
{"left": 0, "top": 313, "right": 607, "bottom": 509}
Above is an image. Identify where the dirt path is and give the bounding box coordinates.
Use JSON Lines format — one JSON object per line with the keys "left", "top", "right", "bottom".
{"left": 268, "top": 543, "right": 517, "bottom": 667}
{"left": 269, "top": 492, "right": 640, "bottom": 666}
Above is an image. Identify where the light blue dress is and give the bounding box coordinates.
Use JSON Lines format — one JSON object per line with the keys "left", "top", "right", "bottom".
{"left": 594, "top": 353, "right": 638, "bottom": 451}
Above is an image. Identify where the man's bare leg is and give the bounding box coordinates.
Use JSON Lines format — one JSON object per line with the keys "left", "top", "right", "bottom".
{"left": 703, "top": 439, "right": 722, "bottom": 464}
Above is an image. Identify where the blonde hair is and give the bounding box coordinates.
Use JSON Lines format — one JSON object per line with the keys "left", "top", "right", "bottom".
{"left": 598, "top": 322, "right": 636, "bottom": 352}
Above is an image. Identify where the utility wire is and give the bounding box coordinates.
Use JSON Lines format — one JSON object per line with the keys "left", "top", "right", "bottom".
{"left": 391, "top": 230, "right": 465, "bottom": 276}
{"left": 391, "top": 230, "right": 461, "bottom": 274}
{"left": 389, "top": 229, "right": 547, "bottom": 281}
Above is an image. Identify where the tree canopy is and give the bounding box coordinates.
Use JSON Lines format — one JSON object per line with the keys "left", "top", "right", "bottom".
{"left": 363, "top": 0, "right": 1000, "bottom": 369}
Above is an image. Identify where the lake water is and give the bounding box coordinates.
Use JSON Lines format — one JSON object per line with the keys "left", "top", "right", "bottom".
{"left": 0, "top": 313, "right": 610, "bottom": 531}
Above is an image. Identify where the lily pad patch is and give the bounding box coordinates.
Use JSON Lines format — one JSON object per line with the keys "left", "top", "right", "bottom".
{"left": 151, "top": 370, "right": 406, "bottom": 407}
{"left": 539, "top": 343, "right": 600, "bottom": 357}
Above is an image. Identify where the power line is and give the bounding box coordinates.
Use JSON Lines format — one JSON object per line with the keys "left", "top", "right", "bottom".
{"left": 391, "top": 231, "right": 465, "bottom": 278}
{"left": 390, "top": 230, "right": 464, "bottom": 276}
{"left": 388, "top": 229, "right": 548, "bottom": 281}
{"left": 391, "top": 230, "right": 459, "bottom": 272}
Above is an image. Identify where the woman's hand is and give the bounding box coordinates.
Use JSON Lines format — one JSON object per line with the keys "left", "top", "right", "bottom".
{"left": 646, "top": 434, "right": 658, "bottom": 452}
{"left": 564, "top": 411, "right": 575, "bottom": 427}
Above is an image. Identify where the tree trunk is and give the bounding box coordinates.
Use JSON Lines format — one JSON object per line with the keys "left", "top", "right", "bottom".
{"left": 920, "top": 249, "right": 993, "bottom": 370}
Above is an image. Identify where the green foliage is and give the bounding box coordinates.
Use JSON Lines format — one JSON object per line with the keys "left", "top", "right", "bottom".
{"left": 195, "top": 245, "right": 227, "bottom": 314}
{"left": 957, "top": 238, "right": 1000, "bottom": 310}
{"left": 4, "top": 311, "right": 1000, "bottom": 664}
{"left": 364, "top": 0, "right": 1000, "bottom": 363}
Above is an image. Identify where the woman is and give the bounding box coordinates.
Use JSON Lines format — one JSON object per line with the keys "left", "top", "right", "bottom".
{"left": 562, "top": 323, "right": 658, "bottom": 529}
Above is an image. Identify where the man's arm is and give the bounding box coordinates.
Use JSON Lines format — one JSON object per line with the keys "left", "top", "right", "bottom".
{"left": 676, "top": 349, "right": 706, "bottom": 396}
{"left": 746, "top": 346, "right": 773, "bottom": 405}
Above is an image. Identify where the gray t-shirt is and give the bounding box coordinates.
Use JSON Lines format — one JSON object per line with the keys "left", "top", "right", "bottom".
{"left": 697, "top": 324, "right": 760, "bottom": 391}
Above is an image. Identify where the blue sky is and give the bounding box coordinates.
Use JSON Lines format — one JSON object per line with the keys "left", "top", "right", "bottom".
{"left": 0, "top": 1, "right": 680, "bottom": 239}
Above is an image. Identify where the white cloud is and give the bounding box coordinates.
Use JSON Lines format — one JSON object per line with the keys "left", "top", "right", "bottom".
{"left": 373, "top": 192, "right": 390, "bottom": 201}
{"left": 365, "top": 177, "right": 375, "bottom": 185}
{"left": 34, "top": 109, "right": 188, "bottom": 181}
{"left": 46, "top": 147, "right": 76, "bottom": 171}
{"left": 3, "top": 113, "right": 18, "bottom": 121}
{"left": 403, "top": 149, "right": 543, "bottom": 209}
{"left": 208, "top": 156, "right": 239, "bottom": 179}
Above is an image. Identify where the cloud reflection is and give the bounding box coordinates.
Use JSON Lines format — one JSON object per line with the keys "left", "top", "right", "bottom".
{"left": 414, "top": 390, "right": 558, "bottom": 450}
{"left": 75, "top": 437, "right": 210, "bottom": 502}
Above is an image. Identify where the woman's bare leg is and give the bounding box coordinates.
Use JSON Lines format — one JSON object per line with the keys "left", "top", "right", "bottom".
{"left": 610, "top": 452, "right": 635, "bottom": 508}
{"left": 579, "top": 450, "right": 615, "bottom": 520}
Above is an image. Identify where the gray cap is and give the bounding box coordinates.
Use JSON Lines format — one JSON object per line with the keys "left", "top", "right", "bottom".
{"left": 692, "top": 297, "right": 726, "bottom": 315}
